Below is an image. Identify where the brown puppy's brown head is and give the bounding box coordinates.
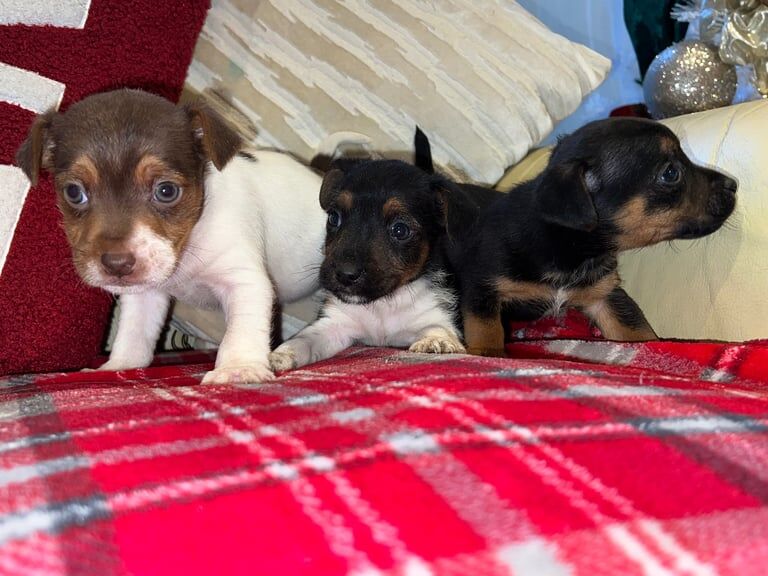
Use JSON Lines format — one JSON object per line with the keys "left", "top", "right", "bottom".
{"left": 535, "top": 118, "right": 737, "bottom": 250}
{"left": 318, "top": 160, "right": 454, "bottom": 304}
{"left": 15, "top": 88, "right": 241, "bottom": 294}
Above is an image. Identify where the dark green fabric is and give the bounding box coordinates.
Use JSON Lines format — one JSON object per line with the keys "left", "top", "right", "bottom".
{"left": 624, "top": 0, "right": 689, "bottom": 79}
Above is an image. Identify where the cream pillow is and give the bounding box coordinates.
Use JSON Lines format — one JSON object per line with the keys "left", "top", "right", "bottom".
{"left": 186, "top": 0, "right": 609, "bottom": 184}
{"left": 498, "top": 101, "right": 768, "bottom": 342}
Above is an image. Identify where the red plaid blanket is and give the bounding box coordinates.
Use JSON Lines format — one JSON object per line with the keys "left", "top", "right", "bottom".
{"left": 2, "top": 338, "right": 768, "bottom": 575}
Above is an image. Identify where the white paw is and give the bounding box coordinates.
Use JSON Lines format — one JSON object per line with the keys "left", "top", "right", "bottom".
{"left": 269, "top": 348, "right": 297, "bottom": 372}
{"left": 201, "top": 363, "right": 274, "bottom": 385}
{"left": 93, "top": 358, "right": 146, "bottom": 372}
{"left": 409, "top": 335, "right": 466, "bottom": 354}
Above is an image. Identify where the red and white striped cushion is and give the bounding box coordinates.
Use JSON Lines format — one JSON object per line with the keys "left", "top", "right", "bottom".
{"left": 0, "top": 0, "right": 210, "bottom": 375}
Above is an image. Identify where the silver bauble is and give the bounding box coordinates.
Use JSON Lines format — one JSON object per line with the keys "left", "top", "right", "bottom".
{"left": 643, "top": 40, "right": 737, "bottom": 119}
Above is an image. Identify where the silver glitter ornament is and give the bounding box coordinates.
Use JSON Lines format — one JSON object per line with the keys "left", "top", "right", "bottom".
{"left": 643, "top": 40, "right": 737, "bottom": 119}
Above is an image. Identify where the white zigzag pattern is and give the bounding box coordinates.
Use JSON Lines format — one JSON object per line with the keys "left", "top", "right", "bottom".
{"left": 0, "top": 0, "right": 91, "bottom": 274}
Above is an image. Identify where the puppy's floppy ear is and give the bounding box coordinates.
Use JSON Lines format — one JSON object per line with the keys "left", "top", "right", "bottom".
{"left": 319, "top": 168, "right": 344, "bottom": 210}
{"left": 536, "top": 161, "right": 599, "bottom": 231}
{"left": 430, "top": 176, "right": 477, "bottom": 241}
{"left": 184, "top": 101, "right": 242, "bottom": 171}
{"left": 16, "top": 110, "right": 57, "bottom": 186}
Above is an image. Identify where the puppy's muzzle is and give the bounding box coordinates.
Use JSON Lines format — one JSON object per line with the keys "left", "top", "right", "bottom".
{"left": 722, "top": 176, "right": 738, "bottom": 195}
{"left": 709, "top": 175, "right": 737, "bottom": 219}
{"left": 678, "top": 173, "right": 737, "bottom": 239}
{"left": 335, "top": 263, "right": 364, "bottom": 287}
{"left": 101, "top": 252, "right": 136, "bottom": 278}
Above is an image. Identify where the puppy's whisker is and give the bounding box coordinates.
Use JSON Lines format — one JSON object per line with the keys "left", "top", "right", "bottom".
{"left": 407, "top": 283, "right": 418, "bottom": 308}
{"left": 179, "top": 246, "right": 207, "bottom": 268}
{"left": 722, "top": 220, "right": 739, "bottom": 233}
{"left": 52, "top": 261, "right": 80, "bottom": 285}
{"left": 169, "top": 267, "right": 197, "bottom": 286}
{"left": 297, "top": 264, "right": 322, "bottom": 277}
{"left": 295, "top": 270, "right": 321, "bottom": 283}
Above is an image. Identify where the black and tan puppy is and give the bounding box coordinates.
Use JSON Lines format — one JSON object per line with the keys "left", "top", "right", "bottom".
{"left": 459, "top": 117, "right": 737, "bottom": 356}
{"left": 269, "top": 157, "right": 498, "bottom": 371}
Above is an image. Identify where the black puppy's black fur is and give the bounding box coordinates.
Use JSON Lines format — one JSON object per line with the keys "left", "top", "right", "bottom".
{"left": 457, "top": 117, "right": 737, "bottom": 355}
{"left": 319, "top": 160, "right": 492, "bottom": 304}
{"left": 318, "top": 129, "right": 500, "bottom": 305}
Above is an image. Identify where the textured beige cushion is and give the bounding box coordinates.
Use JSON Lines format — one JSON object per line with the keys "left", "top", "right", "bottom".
{"left": 495, "top": 146, "right": 551, "bottom": 190}
{"left": 497, "top": 101, "right": 768, "bottom": 341}
{"left": 186, "top": 0, "right": 609, "bottom": 184}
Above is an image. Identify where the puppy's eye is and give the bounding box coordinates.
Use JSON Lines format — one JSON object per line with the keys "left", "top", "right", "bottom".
{"left": 390, "top": 221, "right": 412, "bottom": 241}
{"left": 153, "top": 182, "right": 182, "bottom": 205}
{"left": 327, "top": 209, "right": 342, "bottom": 228}
{"left": 63, "top": 183, "right": 88, "bottom": 208}
{"left": 660, "top": 163, "right": 681, "bottom": 185}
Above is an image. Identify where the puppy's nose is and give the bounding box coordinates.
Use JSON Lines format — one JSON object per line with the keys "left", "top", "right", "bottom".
{"left": 101, "top": 252, "right": 136, "bottom": 278}
{"left": 723, "top": 176, "right": 738, "bottom": 195}
{"left": 708, "top": 188, "right": 737, "bottom": 219}
{"left": 336, "top": 263, "right": 362, "bottom": 286}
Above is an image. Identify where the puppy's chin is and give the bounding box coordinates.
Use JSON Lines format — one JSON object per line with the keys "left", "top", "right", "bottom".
{"left": 674, "top": 217, "right": 729, "bottom": 240}
{"left": 320, "top": 264, "right": 406, "bottom": 304}
{"left": 81, "top": 261, "right": 177, "bottom": 295}
{"left": 332, "top": 291, "right": 371, "bottom": 305}
{"left": 97, "top": 277, "right": 175, "bottom": 295}
{"left": 99, "top": 283, "right": 158, "bottom": 296}
{"left": 323, "top": 281, "right": 377, "bottom": 304}
{"left": 326, "top": 279, "right": 402, "bottom": 305}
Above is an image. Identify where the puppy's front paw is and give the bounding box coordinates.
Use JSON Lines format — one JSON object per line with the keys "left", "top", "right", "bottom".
{"left": 202, "top": 363, "right": 274, "bottom": 385}
{"left": 409, "top": 335, "right": 466, "bottom": 355}
{"left": 94, "top": 358, "right": 145, "bottom": 372}
{"left": 269, "top": 348, "right": 297, "bottom": 372}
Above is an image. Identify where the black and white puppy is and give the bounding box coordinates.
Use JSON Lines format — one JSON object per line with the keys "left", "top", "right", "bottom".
{"left": 268, "top": 155, "right": 496, "bottom": 371}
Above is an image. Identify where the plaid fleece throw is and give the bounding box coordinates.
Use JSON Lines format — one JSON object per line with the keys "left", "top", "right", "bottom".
{"left": 1, "top": 336, "right": 767, "bottom": 575}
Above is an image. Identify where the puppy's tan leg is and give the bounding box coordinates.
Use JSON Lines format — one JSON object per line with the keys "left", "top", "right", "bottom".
{"left": 463, "top": 309, "right": 506, "bottom": 357}
{"left": 99, "top": 290, "right": 170, "bottom": 371}
{"left": 585, "top": 288, "right": 657, "bottom": 341}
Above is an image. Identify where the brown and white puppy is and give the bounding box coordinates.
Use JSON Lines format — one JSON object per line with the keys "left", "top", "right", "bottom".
{"left": 457, "top": 117, "right": 738, "bottom": 356}
{"left": 16, "top": 88, "right": 326, "bottom": 383}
